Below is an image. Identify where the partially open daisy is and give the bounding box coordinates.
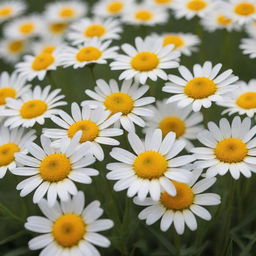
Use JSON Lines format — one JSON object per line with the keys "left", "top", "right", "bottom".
{"left": 240, "top": 38, "right": 256, "bottom": 59}
{"left": 0, "top": 126, "right": 36, "bottom": 178}
{"left": 144, "top": 100, "right": 203, "bottom": 151}
{"left": 43, "top": 104, "right": 123, "bottom": 161}
{"left": 192, "top": 116, "right": 256, "bottom": 180}
{"left": 107, "top": 129, "right": 195, "bottom": 201}
{"left": 59, "top": 38, "right": 118, "bottom": 69}
{"left": 134, "top": 169, "right": 220, "bottom": 235}
{"left": 14, "top": 133, "right": 98, "bottom": 206}
{"left": 0, "top": 1, "right": 26, "bottom": 23}
{"left": 25, "top": 192, "right": 113, "bottom": 255}
{"left": 163, "top": 61, "right": 239, "bottom": 112}
{"left": 31, "top": 37, "right": 64, "bottom": 55}
{"left": 83, "top": 79, "right": 155, "bottom": 132}
{"left": 110, "top": 37, "right": 180, "bottom": 84}
{"left": 67, "top": 17, "right": 122, "bottom": 45}
{"left": 1, "top": 85, "right": 66, "bottom": 128}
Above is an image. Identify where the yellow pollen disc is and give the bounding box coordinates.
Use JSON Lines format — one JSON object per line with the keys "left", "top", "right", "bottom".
{"left": 84, "top": 25, "right": 106, "bottom": 38}
{"left": 76, "top": 46, "right": 102, "bottom": 62}
{"left": 49, "top": 23, "right": 67, "bottom": 34}
{"left": 236, "top": 92, "right": 256, "bottom": 109}
{"left": 159, "top": 116, "right": 185, "bottom": 138}
{"left": 217, "top": 15, "right": 233, "bottom": 26}
{"left": 154, "top": 0, "right": 172, "bottom": 4}
{"left": 234, "top": 2, "right": 255, "bottom": 16}
{"left": 59, "top": 7, "right": 75, "bottom": 18}
{"left": 160, "top": 181, "right": 194, "bottom": 210}
{"left": 107, "top": 1, "right": 124, "bottom": 13}
{"left": 8, "top": 40, "right": 24, "bottom": 53}
{"left": 41, "top": 46, "right": 56, "bottom": 54}
{"left": 184, "top": 77, "right": 217, "bottom": 99}
{"left": 0, "top": 143, "right": 20, "bottom": 167}
{"left": 131, "top": 52, "right": 159, "bottom": 72}
{"left": 133, "top": 151, "right": 168, "bottom": 179}
{"left": 215, "top": 138, "right": 248, "bottom": 163}
{"left": 187, "top": 0, "right": 207, "bottom": 11}
{"left": 0, "top": 7, "right": 12, "bottom": 17}
{"left": 0, "top": 88, "right": 16, "bottom": 105}
{"left": 104, "top": 92, "right": 134, "bottom": 115}
{"left": 163, "top": 35, "right": 184, "bottom": 48}
{"left": 19, "top": 23, "right": 35, "bottom": 35}
{"left": 53, "top": 213, "right": 86, "bottom": 247}
{"left": 40, "top": 154, "right": 71, "bottom": 182}
{"left": 67, "top": 120, "right": 99, "bottom": 143}
{"left": 31, "top": 53, "right": 55, "bottom": 71}
{"left": 134, "top": 10, "right": 153, "bottom": 21}
{"left": 20, "top": 99, "right": 47, "bottom": 119}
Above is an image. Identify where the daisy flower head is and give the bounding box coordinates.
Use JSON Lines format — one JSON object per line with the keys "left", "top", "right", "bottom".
{"left": 44, "top": 20, "right": 69, "bottom": 38}
{"left": 58, "top": 38, "right": 118, "bottom": 69}
{"left": 31, "top": 37, "right": 64, "bottom": 55}
{"left": 83, "top": 79, "right": 155, "bottom": 132}
{"left": 144, "top": 100, "right": 203, "bottom": 151}
{"left": 107, "top": 129, "right": 195, "bottom": 201}
{"left": 25, "top": 191, "right": 113, "bottom": 255}
{"left": 0, "top": 1, "right": 26, "bottom": 23}
{"left": 240, "top": 37, "right": 256, "bottom": 58}
{"left": 1, "top": 85, "right": 67, "bottom": 128}
{"left": 110, "top": 37, "right": 180, "bottom": 84}
{"left": 162, "top": 61, "right": 239, "bottom": 112}
{"left": 134, "top": 169, "right": 220, "bottom": 235}
{"left": 0, "top": 126, "right": 36, "bottom": 178}
{"left": 43, "top": 103, "right": 123, "bottom": 161}
{"left": 14, "top": 133, "right": 98, "bottom": 206}
{"left": 146, "top": 0, "right": 175, "bottom": 9}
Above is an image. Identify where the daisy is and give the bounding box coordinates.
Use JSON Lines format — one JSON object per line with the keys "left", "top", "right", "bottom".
{"left": 144, "top": 100, "right": 203, "bottom": 151}
{"left": 240, "top": 37, "right": 256, "bottom": 58}
{"left": 110, "top": 37, "right": 180, "bottom": 84}
{"left": 0, "top": 85, "right": 67, "bottom": 128}
{"left": 0, "top": 126, "right": 36, "bottom": 178}
{"left": 67, "top": 18, "right": 122, "bottom": 45}
{"left": 44, "top": 20, "right": 69, "bottom": 37}
{"left": 245, "top": 20, "right": 256, "bottom": 37}
{"left": 43, "top": 104, "right": 123, "bottom": 161}
{"left": 192, "top": 116, "right": 256, "bottom": 180}
{"left": 162, "top": 61, "right": 239, "bottom": 112}
{"left": 58, "top": 38, "right": 118, "bottom": 69}
{"left": 31, "top": 37, "right": 64, "bottom": 55}
{"left": 134, "top": 169, "right": 220, "bottom": 235}
{"left": 107, "top": 129, "right": 195, "bottom": 201}
{"left": 25, "top": 191, "right": 113, "bottom": 255}
{"left": 82, "top": 79, "right": 155, "bottom": 132}
{"left": 13, "top": 133, "right": 98, "bottom": 206}
{"left": 146, "top": 0, "right": 175, "bottom": 9}
{"left": 0, "top": 1, "right": 26, "bottom": 23}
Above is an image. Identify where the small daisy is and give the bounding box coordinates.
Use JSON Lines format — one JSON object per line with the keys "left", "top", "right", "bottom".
{"left": 240, "top": 37, "right": 256, "bottom": 59}
{"left": 0, "top": 1, "right": 26, "bottom": 23}
{"left": 162, "top": 61, "right": 239, "bottom": 112}
{"left": 13, "top": 133, "right": 98, "bottom": 206}
{"left": 192, "top": 116, "right": 256, "bottom": 180}
{"left": 44, "top": 20, "right": 69, "bottom": 37}
{"left": 110, "top": 37, "right": 180, "bottom": 84}
{"left": 0, "top": 126, "right": 36, "bottom": 178}
{"left": 107, "top": 129, "right": 195, "bottom": 201}
{"left": 144, "top": 100, "right": 203, "bottom": 151}
{"left": 0, "top": 85, "right": 66, "bottom": 128}
{"left": 43, "top": 103, "right": 123, "bottom": 161}
{"left": 58, "top": 38, "right": 118, "bottom": 69}
{"left": 245, "top": 20, "right": 256, "bottom": 37}
{"left": 146, "top": 0, "right": 175, "bottom": 9}
{"left": 82, "top": 79, "right": 155, "bottom": 132}
{"left": 134, "top": 169, "right": 220, "bottom": 235}
{"left": 31, "top": 37, "right": 64, "bottom": 55}
{"left": 25, "top": 191, "right": 113, "bottom": 255}
{"left": 67, "top": 18, "right": 122, "bottom": 45}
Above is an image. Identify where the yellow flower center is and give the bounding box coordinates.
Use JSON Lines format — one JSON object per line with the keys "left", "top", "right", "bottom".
{"left": 76, "top": 46, "right": 102, "bottom": 62}
{"left": 236, "top": 92, "right": 256, "bottom": 109}
{"left": 49, "top": 23, "right": 67, "bottom": 34}
{"left": 0, "top": 7, "right": 12, "bottom": 17}
{"left": 217, "top": 15, "right": 233, "bottom": 26}
{"left": 19, "top": 23, "right": 35, "bottom": 35}
{"left": 187, "top": 0, "right": 207, "bottom": 11}
{"left": 104, "top": 92, "right": 134, "bottom": 115}
{"left": 160, "top": 181, "right": 194, "bottom": 210}
{"left": 31, "top": 53, "right": 55, "bottom": 71}
{"left": 154, "top": 0, "right": 172, "bottom": 4}
{"left": 107, "top": 1, "right": 124, "bottom": 13}
{"left": 159, "top": 116, "right": 185, "bottom": 138}
{"left": 41, "top": 46, "right": 56, "bottom": 54}
{"left": 67, "top": 120, "right": 99, "bottom": 143}
{"left": 133, "top": 151, "right": 168, "bottom": 179}
{"left": 215, "top": 138, "right": 248, "bottom": 163}
{"left": 84, "top": 25, "right": 106, "bottom": 38}
{"left": 20, "top": 99, "right": 48, "bottom": 119}
{"left": 184, "top": 77, "right": 217, "bottom": 99}
{"left": 0, "top": 88, "right": 16, "bottom": 105}
{"left": 7, "top": 40, "right": 24, "bottom": 53}
{"left": 163, "top": 35, "right": 184, "bottom": 49}
{"left": 59, "top": 7, "right": 75, "bottom": 18}
{"left": 234, "top": 2, "right": 255, "bottom": 16}
{"left": 131, "top": 52, "right": 159, "bottom": 72}
{"left": 0, "top": 143, "right": 20, "bottom": 167}
{"left": 135, "top": 10, "right": 153, "bottom": 21}
{"left": 53, "top": 213, "right": 86, "bottom": 247}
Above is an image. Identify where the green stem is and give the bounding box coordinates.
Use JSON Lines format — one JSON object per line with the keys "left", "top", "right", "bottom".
{"left": 174, "top": 232, "right": 181, "bottom": 256}
{"left": 89, "top": 64, "right": 96, "bottom": 83}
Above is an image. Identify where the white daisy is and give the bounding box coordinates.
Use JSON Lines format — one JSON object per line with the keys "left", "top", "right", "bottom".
{"left": 44, "top": 20, "right": 69, "bottom": 37}
{"left": 192, "top": 116, "right": 256, "bottom": 180}
{"left": 134, "top": 169, "right": 220, "bottom": 235}
{"left": 43, "top": 103, "right": 123, "bottom": 161}
{"left": 245, "top": 20, "right": 256, "bottom": 37}
{"left": 146, "top": 0, "right": 175, "bottom": 9}
{"left": 107, "top": 129, "right": 195, "bottom": 201}
{"left": 13, "top": 133, "right": 98, "bottom": 206}
{"left": 0, "top": 1, "right": 26, "bottom": 23}
{"left": 144, "top": 100, "right": 203, "bottom": 151}
{"left": 0, "top": 126, "right": 36, "bottom": 178}
{"left": 82, "top": 79, "right": 155, "bottom": 132}
{"left": 25, "top": 191, "right": 113, "bottom": 255}
{"left": 67, "top": 17, "right": 122, "bottom": 45}
{"left": 240, "top": 37, "right": 256, "bottom": 58}
{"left": 162, "top": 61, "right": 239, "bottom": 112}
{"left": 31, "top": 37, "right": 64, "bottom": 55}
{"left": 110, "top": 36, "right": 180, "bottom": 84}
{"left": 0, "top": 85, "right": 67, "bottom": 128}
